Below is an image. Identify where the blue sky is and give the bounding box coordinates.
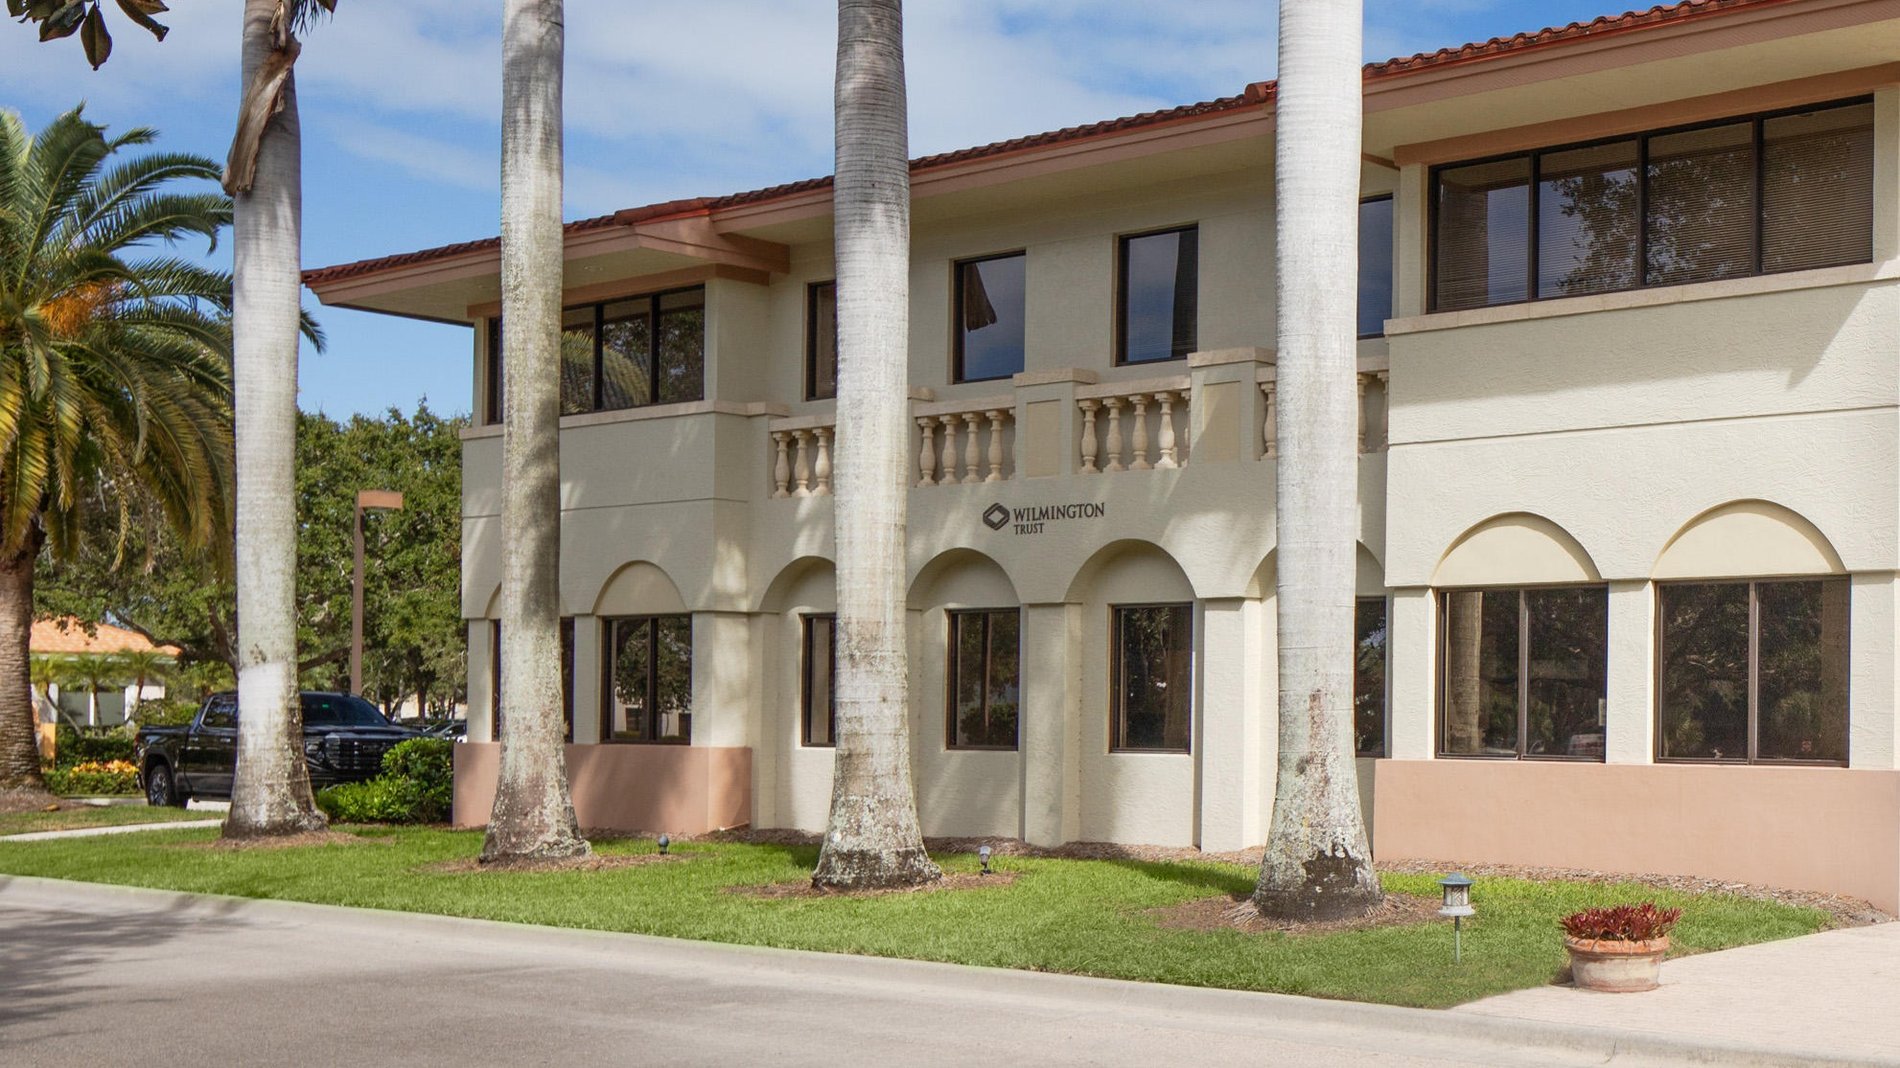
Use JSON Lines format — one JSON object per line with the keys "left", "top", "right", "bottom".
{"left": 1, "top": 0, "right": 1622, "bottom": 417}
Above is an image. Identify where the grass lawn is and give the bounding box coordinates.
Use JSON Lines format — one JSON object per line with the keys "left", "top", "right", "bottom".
{"left": 0, "top": 827, "right": 1830, "bottom": 1008}
{"left": 0, "top": 804, "right": 211, "bottom": 837}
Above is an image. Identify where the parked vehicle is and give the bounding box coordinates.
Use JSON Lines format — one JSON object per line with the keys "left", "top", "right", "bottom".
{"left": 135, "top": 692, "right": 420, "bottom": 807}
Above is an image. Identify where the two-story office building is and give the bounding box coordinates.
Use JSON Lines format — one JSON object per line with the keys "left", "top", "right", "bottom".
{"left": 308, "top": 0, "right": 1900, "bottom": 911}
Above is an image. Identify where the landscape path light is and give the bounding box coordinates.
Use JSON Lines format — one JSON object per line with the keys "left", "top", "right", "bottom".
{"left": 1439, "top": 873, "right": 1474, "bottom": 963}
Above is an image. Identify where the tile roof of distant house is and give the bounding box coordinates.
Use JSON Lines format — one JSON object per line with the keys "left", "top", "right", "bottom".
{"left": 31, "top": 619, "right": 182, "bottom": 658}
{"left": 301, "top": 0, "right": 1796, "bottom": 288}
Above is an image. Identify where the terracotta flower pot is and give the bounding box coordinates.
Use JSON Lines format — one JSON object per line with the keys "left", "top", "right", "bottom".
{"left": 1564, "top": 935, "right": 1669, "bottom": 992}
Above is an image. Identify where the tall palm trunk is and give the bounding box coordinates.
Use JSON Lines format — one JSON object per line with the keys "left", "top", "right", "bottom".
{"left": 0, "top": 530, "right": 46, "bottom": 792}
{"left": 812, "top": 0, "right": 939, "bottom": 890}
{"left": 226, "top": 0, "right": 324, "bottom": 837}
{"left": 1254, "top": 0, "right": 1382, "bottom": 921}
{"left": 482, "top": 0, "right": 588, "bottom": 863}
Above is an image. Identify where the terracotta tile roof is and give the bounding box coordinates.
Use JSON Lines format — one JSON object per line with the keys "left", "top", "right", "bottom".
{"left": 32, "top": 619, "right": 181, "bottom": 658}
{"left": 302, "top": 0, "right": 1797, "bottom": 289}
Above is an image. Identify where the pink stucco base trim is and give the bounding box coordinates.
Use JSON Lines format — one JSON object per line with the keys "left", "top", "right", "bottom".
{"left": 452, "top": 743, "right": 752, "bottom": 835}
{"left": 1371, "top": 759, "right": 1900, "bottom": 914}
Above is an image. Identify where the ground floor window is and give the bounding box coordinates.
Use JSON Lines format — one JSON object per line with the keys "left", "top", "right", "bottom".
{"left": 1355, "top": 597, "right": 1388, "bottom": 757}
{"left": 1657, "top": 578, "right": 1848, "bottom": 764}
{"left": 490, "top": 619, "right": 574, "bottom": 742}
{"left": 1112, "top": 604, "right": 1192, "bottom": 752}
{"left": 801, "top": 614, "right": 835, "bottom": 747}
{"left": 603, "top": 615, "right": 692, "bottom": 744}
{"left": 1439, "top": 586, "right": 1607, "bottom": 760}
{"left": 948, "top": 609, "right": 1020, "bottom": 749}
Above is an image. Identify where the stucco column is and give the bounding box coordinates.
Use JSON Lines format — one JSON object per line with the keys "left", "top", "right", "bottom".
{"left": 1387, "top": 587, "right": 1435, "bottom": 759}
{"left": 1020, "top": 602, "right": 1081, "bottom": 846}
{"left": 691, "top": 611, "right": 750, "bottom": 749}
{"left": 467, "top": 620, "right": 496, "bottom": 743}
{"left": 1392, "top": 163, "right": 1429, "bottom": 319}
{"left": 1605, "top": 580, "right": 1655, "bottom": 764}
{"left": 1850, "top": 572, "right": 1898, "bottom": 769}
{"left": 1874, "top": 89, "right": 1900, "bottom": 263}
{"left": 1197, "top": 598, "right": 1261, "bottom": 852}
{"left": 569, "top": 615, "right": 602, "bottom": 745}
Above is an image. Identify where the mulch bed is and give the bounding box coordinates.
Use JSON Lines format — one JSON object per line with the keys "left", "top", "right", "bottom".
{"left": 0, "top": 788, "right": 67, "bottom": 815}
{"left": 425, "top": 853, "right": 688, "bottom": 875}
{"left": 729, "top": 870, "right": 1020, "bottom": 899}
{"left": 1149, "top": 891, "right": 1441, "bottom": 936}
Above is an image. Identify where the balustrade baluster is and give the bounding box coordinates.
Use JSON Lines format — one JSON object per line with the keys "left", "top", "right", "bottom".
{"left": 1357, "top": 372, "right": 1370, "bottom": 454}
{"left": 772, "top": 431, "right": 791, "bottom": 497}
{"left": 917, "top": 418, "right": 938, "bottom": 486}
{"left": 813, "top": 427, "right": 833, "bottom": 495}
{"left": 940, "top": 415, "right": 960, "bottom": 483}
{"left": 1129, "top": 394, "right": 1152, "bottom": 470}
{"left": 1154, "top": 391, "right": 1179, "bottom": 469}
{"left": 1078, "top": 400, "right": 1100, "bottom": 474}
{"left": 1260, "top": 382, "right": 1277, "bottom": 459}
{"left": 962, "top": 413, "right": 982, "bottom": 484}
{"left": 1103, "top": 398, "right": 1125, "bottom": 472}
{"left": 984, "top": 410, "right": 1007, "bottom": 482}
{"left": 792, "top": 430, "right": 812, "bottom": 497}
{"left": 1374, "top": 370, "right": 1389, "bottom": 453}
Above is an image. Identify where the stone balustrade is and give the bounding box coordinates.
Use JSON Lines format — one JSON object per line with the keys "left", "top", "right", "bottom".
{"left": 914, "top": 396, "right": 1014, "bottom": 487}
{"left": 1075, "top": 376, "right": 1191, "bottom": 473}
{"left": 768, "top": 418, "right": 836, "bottom": 497}
{"left": 1256, "top": 358, "right": 1389, "bottom": 459}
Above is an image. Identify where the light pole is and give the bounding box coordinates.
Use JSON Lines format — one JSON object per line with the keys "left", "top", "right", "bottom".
{"left": 351, "top": 489, "right": 405, "bottom": 695}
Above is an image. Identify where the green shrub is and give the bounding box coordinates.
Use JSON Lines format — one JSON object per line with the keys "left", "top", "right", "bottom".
{"left": 314, "top": 738, "right": 455, "bottom": 824}
{"left": 44, "top": 759, "right": 140, "bottom": 796}
{"left": 52, "top": 727, "right": 137, "bottom": 769}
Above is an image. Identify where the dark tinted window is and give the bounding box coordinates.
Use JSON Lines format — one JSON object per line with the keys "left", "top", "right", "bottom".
{"left": 1440, "top": 586, "right": 1607, "bottom": 759}
{"left": 1355, "top": 597, "right": 1387, "bottom": 756}
{"left": 1119, "top": 228, "right": 1198, "bottom": 364}
{"left": 1537, "top": 140, "right": 1639, "bottom": 298}
{"left": 807, "top": 282, "right": 838, "bottom": 400}
{"left": 1762, "top": 102, "right": 1874, "bottom": 272}
{"left": 949, "top": 609, "right": 1020, "bottom": 749}
{"left": 1645, "top": 122, "right": 1755, "bottom": 286}
{"left": 300, "top": 694, "right": 392, "bottom": 728}
{"left": 1434, "top": 157, "right": 1531, "bottom": 310}
{"left": 1113, "top": 604, "right": 1192, "bottom": 752}
{"left": 955, "top": 253, "right": 1026, "bottom": 382}
{"left": 604, "top": 615, "right": 692, "bottom": 744}
{"left": 802, "top": 614, "right": 835, "bottom": 747}
{"left": 1357, "top": 199, "right": 1394, "bottom": 337}
{"left": 486, "top": 286, "right": 704, "bottom": 423}
{"left": 200, "top": 696, "right": 236, "bottom": 730}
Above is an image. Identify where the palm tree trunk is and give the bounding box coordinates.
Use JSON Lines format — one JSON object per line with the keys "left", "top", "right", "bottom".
{"left": 0, "top": 529, "right": 47, "bottom": 793}
{"left": 226, "top": 0, "right": 325, "bottom": 838}
{"left": 1254, "top": 0, "right": 1382, "bottom": 921}
{"left": 482, "top": 0, "right": 588, "bottom": 864}
{"left": 812, "top": 0, "right": 939, "bottom": 890}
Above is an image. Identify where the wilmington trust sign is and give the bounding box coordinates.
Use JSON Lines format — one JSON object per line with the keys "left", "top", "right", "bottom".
{"left": 984, "top": 500, "right": 1107, "bottom": 536}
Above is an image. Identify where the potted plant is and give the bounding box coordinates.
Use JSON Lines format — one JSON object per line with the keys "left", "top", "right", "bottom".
{"left": 1559, "top": 902, "right": 1681, "bottom": 993}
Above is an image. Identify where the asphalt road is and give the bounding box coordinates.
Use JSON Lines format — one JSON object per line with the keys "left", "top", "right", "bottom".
{"left": 0, "top": 877, "right": 1849, "bottom": 1067}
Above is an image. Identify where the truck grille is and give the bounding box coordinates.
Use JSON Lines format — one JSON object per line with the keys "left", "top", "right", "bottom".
{"left": 326, "top": 737, "right": 394, "bottom": 775}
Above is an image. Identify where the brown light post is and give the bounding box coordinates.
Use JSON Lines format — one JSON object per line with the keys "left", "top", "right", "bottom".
{"left": 351, "top": 489, "right": 405, "bottom": 695}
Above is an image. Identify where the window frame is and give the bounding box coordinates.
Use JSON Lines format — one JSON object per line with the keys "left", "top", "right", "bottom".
{"left": 945, "top": 608, "right": 1022, "bottom": 752}
{"left": 483, "top": 284, "right": 707, "bottom": 424}
{"left": 951, "top": 250, "right": 1027, "bottom": 384}
{"left": 1114, "top": 225, "right": 1199, "bottom": 366}
{"left": 800, "top": 612, "right": 836, "bottom": 748}
{"left": 805, "top": 281, "right": 838, "bottom": 401}
{"left": 1434, "top": 583, "right": 1609, "bottom": 762}
{"left": 1109, "top": 601, "right": 1195, "bottom": 755}
{"left": 1355, "top": 594, "right": 1390, "bottom": 758}
{"left": 599, "top": 613, "right": 694, "bottom": 746}
{"left": 1426, "top": 96, "right": 1875, "bottom": 313}
{"left": 1653, "top": 575, "right": 1851, "bottom": 767}
{"left": 1357, "top": 195, "right": 1395, "bottom": 340}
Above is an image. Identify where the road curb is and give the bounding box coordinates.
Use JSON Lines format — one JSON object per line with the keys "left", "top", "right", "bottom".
{"left": 1, "top": 874, "right": 1891, "bottom": 1067}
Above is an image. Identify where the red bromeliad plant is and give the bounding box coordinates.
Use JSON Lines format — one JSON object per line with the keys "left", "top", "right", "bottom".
{"left": 1560, "top": 903, "right": 1683, "bottom": 942}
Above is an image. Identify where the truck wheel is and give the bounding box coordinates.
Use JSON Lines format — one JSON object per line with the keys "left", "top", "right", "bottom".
{"left": 144, "top": 762, "right": 186, "bottom": 808}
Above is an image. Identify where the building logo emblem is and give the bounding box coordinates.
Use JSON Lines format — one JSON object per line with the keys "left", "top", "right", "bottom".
{"left": 982, "top": 503, "right": 1011, "bottom": 531}
{"left": 983, "top": 500, "right": 1106, "bottom": 535}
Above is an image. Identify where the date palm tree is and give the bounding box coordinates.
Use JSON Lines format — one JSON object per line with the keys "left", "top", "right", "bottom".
{"left": 481, "top": 0, "right": 590, "bottom": 864}
{"left": 811, "top": 0, "right": 939, "bottom": 890}
{"left": 119, "top": 646, "right": 170, "bottom": 716}
{"left": 1254, "top": 0, "right": 1383, "bottom": 921}
{"left": 0, "top": 107, "right": 234, "bottom": 794}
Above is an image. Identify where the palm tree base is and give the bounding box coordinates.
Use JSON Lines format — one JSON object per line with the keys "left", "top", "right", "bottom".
{"left": 811, "top": 844, "right": 942, "bottom": 891}
{"left": 1253, "top": 858, "right": 1384, "bottom": 924}
{"left": 221, "top": 808, "right": 328, "bottom": 839}
{"left": 479, "top": 826, "right": 593, "bottom": 865}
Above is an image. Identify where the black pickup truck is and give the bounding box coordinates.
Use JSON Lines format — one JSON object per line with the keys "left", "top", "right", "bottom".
{"left": 136, "top": 691, "right": 419, "bottom": 807}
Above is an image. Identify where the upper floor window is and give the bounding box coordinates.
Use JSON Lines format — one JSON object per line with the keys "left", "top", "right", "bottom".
{"left": 1358, "top": 197, "right": 1394, "bottom": 338}
{"left": 1430, "top": 99, "right": 1873, "bottom": 312}
{"left": 1117, "top": 227, "right": 1198, "bottom": 364}
{"left": 954, "top": 252, "right": 1026, "bottom": 382}
{"left": 807, "top": 281, "right": 838, "bottom": 401}
{"left": 1439, "top": 586, "right": 1608, "bottom": 760}
{"left": 484, "top": 286, "right": 706, "bottom": 424}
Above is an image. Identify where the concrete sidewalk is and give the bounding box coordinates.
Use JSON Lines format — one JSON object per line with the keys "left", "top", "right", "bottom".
{"left": 2, "top": 875, "right": 1893, "bottom": 1066}
{"left": 0, "top": 818, "right": 221, "bottom": 841}
{"left": 1457, "top": 922, "right": 1900, "bottom": 1061}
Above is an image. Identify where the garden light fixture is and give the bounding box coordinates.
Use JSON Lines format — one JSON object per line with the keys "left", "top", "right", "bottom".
{"left": 979, "top": 844, "right": 992, "bottom": 875}
{"left": 657, "top": 834, "right": 670, "bottom": 856}
{"left": 1439, "top": 873, "right": 1474, "bottom": 963}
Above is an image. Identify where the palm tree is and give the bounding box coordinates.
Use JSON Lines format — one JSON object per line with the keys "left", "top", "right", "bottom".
{"left": 1254, "top": 0, "right": 1383, "bottom": 921}
{"left": 0, "top": 108, "right": 235, "bottom": 795}
{"left": 481, "top": 0, "right": 590, "bottom": 864}
{"left": 119, "top": 647, "right": 171, "bottom": 716}
{"left": 75, "top": 655, "right": 125, "bottom": 726}
{"left": 811, "top": 0, "right": 939, "bottom": 890}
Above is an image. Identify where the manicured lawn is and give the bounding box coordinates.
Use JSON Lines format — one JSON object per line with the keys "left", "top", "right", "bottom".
{"left": 0, "top": 804, "right": 211, "bottom": 837}
{"left": 0, "top": 828, "right": 1830, "bottom": 1007}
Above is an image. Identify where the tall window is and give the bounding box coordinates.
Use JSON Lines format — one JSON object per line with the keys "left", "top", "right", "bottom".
{"left": 1657, "top": 579, "right": 1848, "bottom": 764}
{"left": 484, "top": 286, "right": 706, "bottom": 423}
{"left": 807, "top": 281, "right": 838, "bottom": 400}
{"left": 1357, "top": 198, "right": 1394, "bottom": 338}
{"left": 603, "top": 615, "right": 692, "bottom": 744}
{"left": 1355, "top": 596, "right": 1388, "bottom": 757}
{"left": 1430, "top": 99, "right": 1873, "bottom": 311}
{"left": 801, "top": 614, "right": 836, "bottom": 747}
{"left": 1439, "top": 587, "right": 1607, "bottom": 760}
{"left": 948, "top": 609, "right": 1020, "bottom": 749}
{"left": 1117, "top": 227, "right": 1197, "bottom": 364}
{"left": 954, "top": 252, "right": 1026, "bottom": 382}
{"left": 1112, "top": 604, "right": 1192, "bottom": 752}
{"left": 490, "top": 619, "right": 574, "bottom": 742}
